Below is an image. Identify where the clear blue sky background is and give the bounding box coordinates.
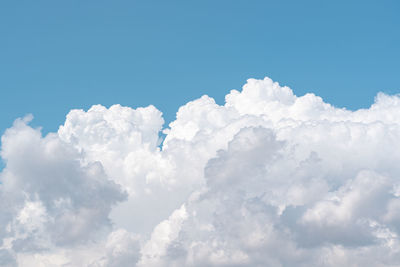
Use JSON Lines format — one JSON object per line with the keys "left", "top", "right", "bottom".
{"left": 1, "top": 0, "right": 399, "bottom": 135}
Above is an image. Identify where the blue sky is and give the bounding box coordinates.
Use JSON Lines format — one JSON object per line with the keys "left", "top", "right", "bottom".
{"left": 3, "top": 2, "right": 400, "bottom": 264}
{"left": 0, "top": 0, "right": 399, "bottom": 134}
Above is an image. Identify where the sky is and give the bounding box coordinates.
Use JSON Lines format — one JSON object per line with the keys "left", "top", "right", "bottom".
{"left": 3, "top": 2, "right": 400, "bottom": 266}
{"left": 1, "top": 0, "right": 399, "bottom": 134}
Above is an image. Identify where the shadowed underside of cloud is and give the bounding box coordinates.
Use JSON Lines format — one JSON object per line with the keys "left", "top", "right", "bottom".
{"left": 1, "top": 77, "right": 400, "bottom": 266}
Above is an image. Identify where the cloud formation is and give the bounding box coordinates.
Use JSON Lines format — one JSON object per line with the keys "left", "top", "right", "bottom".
{"left": 1, "top": 77, "right": 400, "bottom": 266}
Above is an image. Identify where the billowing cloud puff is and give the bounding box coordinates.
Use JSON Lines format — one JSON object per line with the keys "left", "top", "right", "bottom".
{"left": 1, "top": 77, "right": 400, "bottom": 266}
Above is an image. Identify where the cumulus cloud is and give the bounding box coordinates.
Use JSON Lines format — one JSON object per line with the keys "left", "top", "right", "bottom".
{"left": 1, "top": 77, "right": 400, "bottom": 266}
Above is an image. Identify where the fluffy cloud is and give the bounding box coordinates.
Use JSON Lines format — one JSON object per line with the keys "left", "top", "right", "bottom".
{"left": 1, "top": 77, "right": 400, "bottom": 266}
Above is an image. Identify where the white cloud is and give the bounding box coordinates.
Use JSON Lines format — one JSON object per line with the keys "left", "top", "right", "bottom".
{"left": 2, "top": 77, "right": 400, "bottom": 266}
{"left": 0, "top": 116, "right": 126, "bottom": 264}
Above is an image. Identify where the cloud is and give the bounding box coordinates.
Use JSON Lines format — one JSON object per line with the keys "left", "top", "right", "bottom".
{"left": 0, "top": 116, "right": 126, "bottom": 262}
{"left": 2, "top": 77, "right": 400, "bottom": 266}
